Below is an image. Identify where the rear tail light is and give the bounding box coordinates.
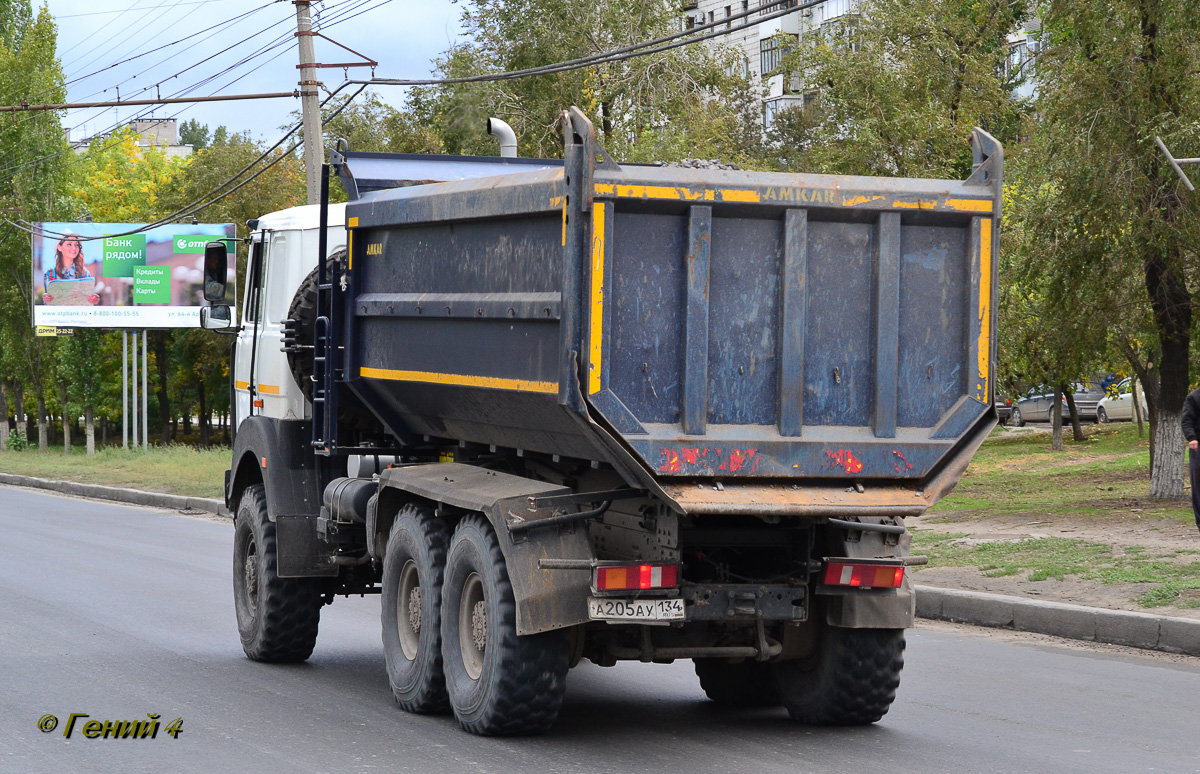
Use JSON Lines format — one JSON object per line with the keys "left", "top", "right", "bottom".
{"left": 823, "top": 562, "right": 905, "bottom": 589}
{"left": 594, "top": 564, "right": 679, "bottom": 591}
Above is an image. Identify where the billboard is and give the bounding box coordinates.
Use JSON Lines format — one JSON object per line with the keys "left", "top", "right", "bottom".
{"left": 32, "top": 222, "right": 237, "bottom": 328}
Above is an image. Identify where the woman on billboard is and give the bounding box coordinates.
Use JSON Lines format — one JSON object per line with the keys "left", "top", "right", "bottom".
{"left": 42, "top": 234, "right": 100, "bottom": 305}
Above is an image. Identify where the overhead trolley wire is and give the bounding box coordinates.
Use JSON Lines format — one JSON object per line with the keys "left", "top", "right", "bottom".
{"left": 7, "top": 82, "right": 369, "bottom": 242}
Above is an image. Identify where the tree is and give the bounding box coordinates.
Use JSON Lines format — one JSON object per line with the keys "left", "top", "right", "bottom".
{"left": 0, "top": 2, "right": 70, "bottom": 451}
{"left": 406, "top": 0, "right": 760, "bottom": 163}
{"left": 768, "top": 0, "right": 1029, "bottom": 177}
{"left": 179, "top": 118, "right": 210, "bottom": 151}
{"left": 1029, "top": 0, "right": 1200, "bottom": 498}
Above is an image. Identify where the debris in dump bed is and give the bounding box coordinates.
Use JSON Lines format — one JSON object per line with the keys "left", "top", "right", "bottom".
{"left": 660, "top": 158, "right": 742, "bottom": 171}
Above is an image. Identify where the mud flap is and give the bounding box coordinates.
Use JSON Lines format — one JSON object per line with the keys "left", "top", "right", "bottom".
{"left": 824, "top": 574, "right": 916, "bottom": 628}
{"left": 276, "top": 515, "right": 338, "bottom": 578}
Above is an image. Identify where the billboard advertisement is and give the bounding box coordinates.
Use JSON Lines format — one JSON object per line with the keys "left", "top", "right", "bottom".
{"left": 32, "top": 222, "right": 237, "bottom": 328}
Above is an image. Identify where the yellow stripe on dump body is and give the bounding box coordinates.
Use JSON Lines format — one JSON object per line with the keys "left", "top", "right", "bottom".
{"left": 976, "top": 218, "right": 993, "bottom": 401}
{"left": 360, "top": 367, "right": 558, "bottom": 394}
{"left": 946, "top": 198, "right": 993, "bottom": 213}
{"left": 589, "top": 205, "right": 606, "bottom": 395}
{"left": 593, "top": 183, "right": 762, "bottom": 203}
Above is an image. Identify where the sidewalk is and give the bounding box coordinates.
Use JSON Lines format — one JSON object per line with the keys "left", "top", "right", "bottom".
{"left": 2, "top": 472, "right": 1197, "bottom": 657}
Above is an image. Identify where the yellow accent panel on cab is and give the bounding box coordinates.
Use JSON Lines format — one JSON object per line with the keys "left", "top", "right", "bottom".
{"left": 589, "top": 205, "right": 606, "bottom": 394}
{"left": 348, "top": 229, "right": 354, "bottom": 270}
{"left": 234, "top": 381, "right": 280, "bottom": 394}
{"left": 946, "top": 198, "right": 993, "bottom": 213}
{"left": 348, "top": 217, "right": 359, "bottom": 227}
{"left": 360, "top": 366, "right": 558, "bottom": 394}
{"left": 976, "top": 218, "right": 993, "bottom": 401}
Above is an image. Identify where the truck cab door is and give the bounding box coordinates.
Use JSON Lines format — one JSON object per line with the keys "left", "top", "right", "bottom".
{"left": 234, "top": 236, "right": 267, "bottom": 428}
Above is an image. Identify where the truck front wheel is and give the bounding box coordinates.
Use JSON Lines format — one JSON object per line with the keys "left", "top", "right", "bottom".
{"left": 381, "top": 503, "right": 451, "bottom": 714}
{"left": 772, "top": 626, "right": 905, "bottom": 725}
{"left": 232, "top": 484, "right": 322, "bottom": 662}
{"left": 440, "top": 515, "right": 570, "bottom": 735}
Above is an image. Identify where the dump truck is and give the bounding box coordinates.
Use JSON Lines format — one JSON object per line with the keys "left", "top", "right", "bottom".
{"left": 200, "top": 108, "right": 1002, "bottom": 736}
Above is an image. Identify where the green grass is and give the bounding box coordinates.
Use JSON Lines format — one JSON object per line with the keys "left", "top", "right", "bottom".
{"left": 930, "top": 423, "right": 1195, "bottom": 526}
{"left": 912, "top": 531, "right": 1200, "bottom": 609}
{"left": 917, "top": 423, "right": 1200, "bottom": 608}
{"left": 0, "top": 445, "right": 228, "bottom": 498}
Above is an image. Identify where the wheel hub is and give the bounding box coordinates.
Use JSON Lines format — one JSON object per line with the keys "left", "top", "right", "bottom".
{"left": 243, "top": 547, "right": 259, "bottom": 615}
{"left": 459, "top": 572, "right": 486, "bottom": 680}
{"left": 397, "top": 559, "right": 422, "bottom": 660}
{"left": 471, "top": 600, "right": 487, "bottom": 652}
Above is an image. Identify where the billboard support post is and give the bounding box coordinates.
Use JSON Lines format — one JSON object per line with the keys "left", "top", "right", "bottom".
{"left": 122, "top": 330, "right": 128, "bottom": 449}
{"left": 142, "top": 331, "right": 148, "bottom": 448}
{"left": 131, "top": 331, "right": 138, "bottom": 449}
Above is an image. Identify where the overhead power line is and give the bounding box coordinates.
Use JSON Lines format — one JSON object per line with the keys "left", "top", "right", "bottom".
{"left": 362, "top": 0, "right": 813, "bottom": 88}
{"left": 0, "top": 91, "right": 300, "bottom": 113}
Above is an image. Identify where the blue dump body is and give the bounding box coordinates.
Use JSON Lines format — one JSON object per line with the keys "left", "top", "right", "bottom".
{"left": 334, "top": 111, "right": 1002, "bottom": 516}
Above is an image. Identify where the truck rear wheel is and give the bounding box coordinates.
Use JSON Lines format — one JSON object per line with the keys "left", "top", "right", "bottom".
{"left": 232, "top": 484, "right": 322, "bottom": 662}
{"left": 772, "top": 626, "right": 905, "bottom": 725}
{"left": 694, "top": 659, "right": 781, "bottom": 707}
{"left": 440, "top": 515, "right": 570, "bottom": 736}
{"left": 381, "top": 503, "right": 451, "bottom": 714}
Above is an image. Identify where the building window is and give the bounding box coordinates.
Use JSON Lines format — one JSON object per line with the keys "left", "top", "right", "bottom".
{"left": 726, "top": 5, "right": 732, "bottom": 29}
{"left": 760, "top": 34, "right": 796, "bottom": 75}
{"left": 761, "top": 0, "right": 797, "bottom": 16}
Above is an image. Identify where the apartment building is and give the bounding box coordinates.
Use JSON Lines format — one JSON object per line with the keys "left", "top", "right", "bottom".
{"left": 687, "top": 0, "right": 1039, "bottom": 128}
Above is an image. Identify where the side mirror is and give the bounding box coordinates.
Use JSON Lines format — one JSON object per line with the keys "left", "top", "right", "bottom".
{"left": 203, "top": 241, "right": 229, "bottom": 301}
{"left": 201, "top": 304, "right": 232, "bottom": 330}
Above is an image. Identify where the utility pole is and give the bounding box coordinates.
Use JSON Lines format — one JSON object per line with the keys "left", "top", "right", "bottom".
{"left": 295, "top": 0, "right": 324, "bottom": 205}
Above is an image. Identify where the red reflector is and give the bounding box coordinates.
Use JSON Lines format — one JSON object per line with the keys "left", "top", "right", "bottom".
{"left": 823, "top": 562, "right": 904, "bottom": 589}
{"left": 595, "top": 564, "right": 678, "bottom": 591}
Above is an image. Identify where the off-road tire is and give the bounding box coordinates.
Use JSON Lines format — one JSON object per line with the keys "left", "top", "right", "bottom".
{"left": 772, "top": 626, "right": 905, "bottom": 725}
{"left": 694, "top": 659, "right": 781, "bottom": 707}
{"left": 232, "top": 484, "right": 322, "bottom": 662}
{"left": 381, "top": 503, "right": 451, "bottom": 714}
{"left": 440, "top": 515, "right": 570, "bottom": 736}
{"left": 285, "top": 251, "right": 345, "bottom": 401}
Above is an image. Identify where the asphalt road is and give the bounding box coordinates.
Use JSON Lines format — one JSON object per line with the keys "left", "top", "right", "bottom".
{"left": 1, "top": 486, "right": 1197, "bottom": 774}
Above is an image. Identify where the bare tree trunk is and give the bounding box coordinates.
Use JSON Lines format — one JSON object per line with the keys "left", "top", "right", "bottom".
{"left": 1133, "top": 379, "right": 1145, "bottom": 438}
{"left": 1150, "top": 406, "right": 1185, "bottom": 499}
{"left": 101, "top": 415, "right": 108, "bottom": 448}
{"left": 1051, "top": 385, "right": 1064, "bottom": 451}
{"left": 13, "top": 381, "right": 25, "bottom": 441}
{"left": 59, "top": 384, "right": 71, "bottom": 454}
{"left": 36, "top": 394, "right": 48, "bottom": 451}
{"left": 198, "top": 380, "right": 209, "bottom": 448}
{"left": 0, "top": 382, "right": 8, "bottom": 450}
{"left": 1061, "top": 383, "right": 1084, "bottom": 442}
{"left": 85, "top": 405, "right": 95, "bottom": 455}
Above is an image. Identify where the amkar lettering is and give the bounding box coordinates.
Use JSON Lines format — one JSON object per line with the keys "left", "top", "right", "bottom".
{"left": 762, "top": 187, "right": 836, "bottom": 204}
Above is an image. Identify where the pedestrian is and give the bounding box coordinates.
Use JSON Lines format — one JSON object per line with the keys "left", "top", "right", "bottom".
{"left": 1181, "top": 385, "right": 1200, "bottom": 534}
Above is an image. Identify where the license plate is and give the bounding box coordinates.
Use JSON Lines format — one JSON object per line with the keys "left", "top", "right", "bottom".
{"left": 587, "top": 597, "right": 685, "bottom": 621}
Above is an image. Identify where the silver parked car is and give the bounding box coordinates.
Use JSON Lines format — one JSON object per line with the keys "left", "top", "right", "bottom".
{"left": 1010, "top": 382, "right": 1105, "bottom": 426}
{"left": 1096, "top": 378, "right": 1148, "bottom": 423}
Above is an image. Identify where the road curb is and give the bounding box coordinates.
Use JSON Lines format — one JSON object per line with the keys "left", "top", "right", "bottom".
{"left": 0, "top": 472, "right": 229, "bottom": 518}
{"left": 916, "top": 584, "right": 1200, "bottom": 657}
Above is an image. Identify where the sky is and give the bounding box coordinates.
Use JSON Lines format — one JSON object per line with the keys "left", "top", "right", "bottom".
{"left": 46, "top": 0, "right": 465, "bottom": 145}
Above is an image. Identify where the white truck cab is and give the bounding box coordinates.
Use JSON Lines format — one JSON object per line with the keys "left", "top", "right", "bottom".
{"left": 234, "top": 203, "right": 347, "bottom": 428}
